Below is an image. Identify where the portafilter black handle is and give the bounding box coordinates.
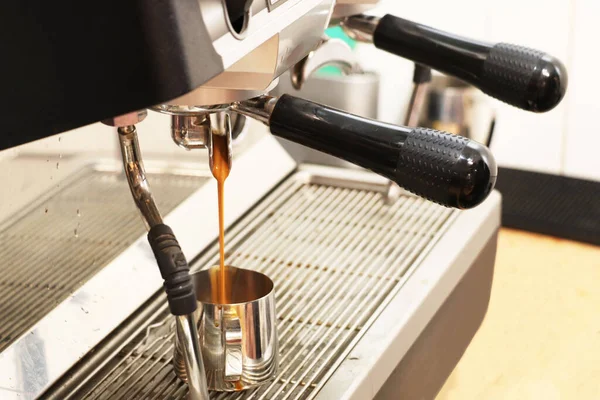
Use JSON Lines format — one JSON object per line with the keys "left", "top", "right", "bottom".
{"left": 343, "top": 15, "right": 568, "bottom": 113}
{"left": 233, "top": 94, "right": 497, "bottom": 209}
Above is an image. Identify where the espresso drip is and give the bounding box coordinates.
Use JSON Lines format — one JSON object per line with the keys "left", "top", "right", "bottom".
{"left": 210, "top": 132, "right": 231, "bottom": 304}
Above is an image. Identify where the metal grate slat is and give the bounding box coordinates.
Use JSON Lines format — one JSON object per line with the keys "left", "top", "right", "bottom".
{"left": 71, "top": 172, "right": 456, "bottom": 400}
{"left": 0, "top": 167, "right": 206, "bottom": 351}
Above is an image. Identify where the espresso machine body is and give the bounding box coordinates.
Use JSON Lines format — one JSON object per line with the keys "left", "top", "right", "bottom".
{"left": 0, "top": 1, "right": 566, "bottom": 399}
{"left": 0, "top": 0, "right": 334, "bottom": 150}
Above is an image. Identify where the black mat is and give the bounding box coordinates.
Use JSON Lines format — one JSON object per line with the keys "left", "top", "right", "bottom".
{"left": 495, "top": 167, "right": 600, "bottom": 246}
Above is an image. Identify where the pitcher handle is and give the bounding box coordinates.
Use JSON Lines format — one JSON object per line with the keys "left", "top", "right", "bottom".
{"left": 224, "top": 308, "right": 243, "bottom": 381}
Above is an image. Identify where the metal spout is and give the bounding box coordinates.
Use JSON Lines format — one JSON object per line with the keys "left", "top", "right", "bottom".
{"left": 172, "top": 115, "right": 210, "bottom": 150}
{"left": 207, "top": 111, "right": 233, "bottom": 178}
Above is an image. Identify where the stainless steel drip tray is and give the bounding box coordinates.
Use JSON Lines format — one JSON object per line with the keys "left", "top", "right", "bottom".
{"left": 39, "top": 164, "right": 501, "bottom": 400}
{"left": 0, "top": 162, "right": 207, "bottom": 352}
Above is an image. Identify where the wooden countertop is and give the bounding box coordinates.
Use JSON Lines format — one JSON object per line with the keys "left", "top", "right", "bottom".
{"left": 437, "top": 228, "right": 600, "bottom": 400}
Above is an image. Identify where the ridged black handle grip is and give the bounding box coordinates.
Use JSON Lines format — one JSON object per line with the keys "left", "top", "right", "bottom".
{"left": 269, "top": 94, "right": 497, "bottom": 209}
{"left": 148, "top": 224, "right": 197, "bottom": 316}
{"left": 398, "top": 128, "right": 497, "bottom": 208}
{"left": 372, "top": 14, "right": 568, "bottom": 112}
{"left": 482, "top": 43, "right": 566, "bottom": 112}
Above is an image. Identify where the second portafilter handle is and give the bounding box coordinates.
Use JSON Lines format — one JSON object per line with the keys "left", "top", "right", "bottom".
{"left": 342, "top": 14, "right": 568, "bottom": 113}
{"left": 232, "top": 94, "right": 497, "bottom": 210}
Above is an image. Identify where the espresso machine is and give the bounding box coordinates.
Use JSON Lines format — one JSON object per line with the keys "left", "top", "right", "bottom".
{"left": 0, "top": 1, "right": 566, "bottom": 399}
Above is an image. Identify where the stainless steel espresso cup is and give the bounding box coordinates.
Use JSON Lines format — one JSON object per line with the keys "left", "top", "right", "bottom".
{"left": 174, "top": 266, "right": 278, "bottom": 392}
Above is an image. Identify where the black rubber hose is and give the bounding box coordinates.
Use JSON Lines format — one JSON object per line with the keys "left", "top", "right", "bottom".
{"left": 147, "top": 224, "right": 197, "bottom": 316}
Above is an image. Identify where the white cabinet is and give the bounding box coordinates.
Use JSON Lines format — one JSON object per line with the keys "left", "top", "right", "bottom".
{"left": 564, "top": 0, "right": 600, "bottom": 181}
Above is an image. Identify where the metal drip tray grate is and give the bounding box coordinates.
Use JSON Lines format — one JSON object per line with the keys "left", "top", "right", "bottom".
{"left": 66, "top": 169, "right": 456, "bottom": 400}
{"left": 0, "top": 166, "right": 206, "bottom": 352}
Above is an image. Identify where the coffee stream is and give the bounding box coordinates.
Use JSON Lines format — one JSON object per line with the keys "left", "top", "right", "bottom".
{"left": 210, "top": 133, "right": 231, "bottom": 304}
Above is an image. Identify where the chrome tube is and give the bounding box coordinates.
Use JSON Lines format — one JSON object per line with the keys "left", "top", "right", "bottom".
{"left": 404, "top": 81, "right": 430, "bottom": 127}
{"left": 117, "top": 126, "right": 163, "bottom": 230}
{"left": 117, "top": 125, "right": 209, "bottom": 400}
{"left": 175, "top": 315, "right": 210, "bottom": 400}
